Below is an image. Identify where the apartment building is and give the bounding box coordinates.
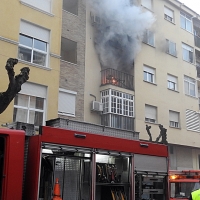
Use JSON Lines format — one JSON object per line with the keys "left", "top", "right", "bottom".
{"left": 59, "top": 0, "right": 200, "bottom": 170}
{"left": 0, "top": 0, "right": 62, "bottom": 127}
{"left": 1, "top": 0, "right": 200, "bottom": 170}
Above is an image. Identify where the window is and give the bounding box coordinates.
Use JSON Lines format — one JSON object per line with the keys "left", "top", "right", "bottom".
{"left": 13, "top": 82, "right": 46, "bottom": 126}
{"left": 61, "top": 37, "right": 77, "bottom": 64}
{"left": 164, "top": 6, "right": 174, "bottom": 23}
{"left": 143, "top": 30, "right": 155, "bottom": 46}
{"left": 167, "top": 74, "right": 177, "bottom": 91}
{"left": 143, "top": 65, "right": 155, "bottom": 83}
{"left": 101, "top": 89, "right": 134, "bottom": 131}
{"left": 20, "top": 0, "right": 52, "bottom": 13}
{"left": 167, "top": 40, "right": 176, "bottom": 56}
{"left": 141, "top": 0, "right": 152, "bottom": 10}
{"left": 169, "top": 110, "right": 180, "bottom": 128}
{"left": 63, "top": 0, "right": 78, "bottom": 15}
{"left": 18, "top": 20, "right": 49, "bottom": 67}
{"left": 186, "top": 109, "right": 200, "bottom": 132}
{"left": 180, "top": 11, "right": 193, "bottom": 32}
{"left": 145, "top": 104, "right": 157, "bottom": 123}
{"left": 58, "top": 88, "right": 77, "bottom": 116}
{"left": 182, "top": 43, "right": 193, "bottom": 63}
{"left": 184, "top": 75, "right": 196, "bottom": 97}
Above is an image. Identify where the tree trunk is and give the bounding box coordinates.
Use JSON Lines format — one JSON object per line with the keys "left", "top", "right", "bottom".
{"left": 0, "top": 58, "right": 30, "bottom": 114}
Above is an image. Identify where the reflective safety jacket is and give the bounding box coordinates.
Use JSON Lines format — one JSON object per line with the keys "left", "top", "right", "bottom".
{"left": 191, "top": 189, "right": 200, "bottom": 200}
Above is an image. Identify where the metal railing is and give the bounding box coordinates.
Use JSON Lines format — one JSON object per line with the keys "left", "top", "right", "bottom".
{"left": 196, "top": 64, "right": 200, "bottom": 78}
{"left": 195, "top": 35, "right": 200, "bottom": 48}
{"left": 101, "top": 68, "right": 134, "bottom": 90}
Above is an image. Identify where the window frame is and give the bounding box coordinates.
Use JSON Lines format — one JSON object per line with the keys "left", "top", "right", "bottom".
{"left": 164, "top": 6, "right": 174, "bottom": 23}
{"left": 184, "top": 75, "right": 196, "bottom": 97}
{"left": 18, "top": 21, "right": 49, "bottom": 67}
{"left": 169, "top": 110, "right": 180, "bottom": 128}
{"left": 167, "top": 74, "right": 178, "bottom": 91}
{"left": 145, "top": 104, "right": 157, "bottom": 124}
{"left": 101, "top": 89, "right": 134, "bottom": 117}
{"left": 13, "top": 94, "right": 45, "bottom": 126}
{"left": 58, "top": 88, "right": 77, "bottom": 117}
{"left": 61, "top": 37, "right": 77, "bottom": 64}
{"left": 18, "top": 33, "right": 48, "bottom": 67}
{"left": 166, "top": 40, "right": 177, "bottom": 56}
{"left": 143, "top": 30, "right": 155, "bottom": 47}
{"left": 62, "top": 0, "right": 78, "bottom": 15}
{"left": 143, "top": 65, "right": 155, "bottom": 84}
{"left": 180, "top": 11, "right": 193, "bottom": 33}
{"left": 182, "top": 43, "right": 194, "bottom": 63}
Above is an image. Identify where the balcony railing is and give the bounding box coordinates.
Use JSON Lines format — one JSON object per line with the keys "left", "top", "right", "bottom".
{"left": 195, "top": 35, "right": 200, "bottom": 48}
{"left": 196, "top": 64, "right": 200, "bottom": 78}
{"left": 101, "top": 68, "right": 134, "bottom": 90}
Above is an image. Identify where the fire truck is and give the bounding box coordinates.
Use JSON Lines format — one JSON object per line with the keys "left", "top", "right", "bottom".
{"left": 0, "top": 118, "right": 169, "bottom": 200}
{"left": 169, "top": 170, "right": 200, "bottom": 200}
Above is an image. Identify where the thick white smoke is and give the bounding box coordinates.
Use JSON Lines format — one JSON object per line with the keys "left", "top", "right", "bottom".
{"left": 89, "top": 0, "right": 155, "bottom": 71}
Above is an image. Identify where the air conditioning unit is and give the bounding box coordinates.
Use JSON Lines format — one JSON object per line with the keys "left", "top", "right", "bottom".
{"left": 90, "top": 12, "right": 101, "bottom": 25}
{"left": 91, "top": 101, "right": 103, "bottom": 112}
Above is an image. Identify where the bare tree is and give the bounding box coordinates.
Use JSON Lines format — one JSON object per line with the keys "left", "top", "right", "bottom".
{"left": 0, "top": 58, "right": 30, "bottom": 114}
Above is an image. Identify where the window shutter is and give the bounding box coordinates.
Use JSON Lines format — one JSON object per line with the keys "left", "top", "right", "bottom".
{"left": 186, "top": 109, "right": 200, "bottom": 132}
{"left": 20, "top": 82, "right": 47, "bottom": 98}
{"left": 21, "top": 0, "right": 52, "bottom": 13}
{"left": 20, "top": 20, "right": 50, "bottom": 42}
{"left": 168, "top": 74, "right": 177, "bottom": 83}
{"left": 164, "top": 7, "right": 173, "bottom": 18}
{"left": 141, "top": 0, "right": 152, "bottom": 10}
{"left": 182, "top": 43, "right": 193, "bottom": 52}
{"left": 169, "top": 111, "right": 179, "bottom": 122}
{"left": 58, "top": 90, "right": 76, "bottom": 116}
{"left": 145, "top": 105, "right": 156, "bottom": 119}
{"left": 144, "top": 66, "right": 154, "bottom": 74}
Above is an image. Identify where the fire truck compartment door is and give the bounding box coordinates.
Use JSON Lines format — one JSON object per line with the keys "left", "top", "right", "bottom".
{"left": 134, "top": 154, "right": 168, "bottom": 173}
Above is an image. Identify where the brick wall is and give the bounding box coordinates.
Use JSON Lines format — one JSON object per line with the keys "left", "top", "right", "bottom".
{"left": 59, "top": 0, "right": 86, "bottom": 121}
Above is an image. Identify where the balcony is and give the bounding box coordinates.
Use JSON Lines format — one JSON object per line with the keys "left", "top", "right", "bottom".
{"left": 194, "top": 35, "right": 200, "bottom": 49}
{"left": 101, "top": 68, "right": 134, "bottom": 90}
{"left": 197, "top": 64, "right": 200, "bottom": 78}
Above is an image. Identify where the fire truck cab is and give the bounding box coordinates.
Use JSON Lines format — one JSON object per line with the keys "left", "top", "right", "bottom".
{"left": 0, "top": 118, "right": 169, "bottom": 200}
{"left": 169, "top": 170, "right": 200, "bottom": 200}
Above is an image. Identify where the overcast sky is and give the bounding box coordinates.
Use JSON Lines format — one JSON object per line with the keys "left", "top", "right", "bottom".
{"left": 179, "top": 0, "right": 200, "bottom": 14}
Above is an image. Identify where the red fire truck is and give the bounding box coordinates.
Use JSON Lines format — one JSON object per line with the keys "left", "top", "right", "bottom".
{"left": 169, "top": 170, "right": 200, "bottom": 200}
{"left": 0, "top": 118, "right": 169, "bottom": 200}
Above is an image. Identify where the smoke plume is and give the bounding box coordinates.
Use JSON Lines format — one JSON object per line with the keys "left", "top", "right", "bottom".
{"left": 89, "top": 0, "right": 155, "bottom": 71}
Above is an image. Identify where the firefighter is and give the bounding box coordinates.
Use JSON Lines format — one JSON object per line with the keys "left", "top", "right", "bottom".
{"left": 189, "top": 188, "right": 200, "bottom": 200}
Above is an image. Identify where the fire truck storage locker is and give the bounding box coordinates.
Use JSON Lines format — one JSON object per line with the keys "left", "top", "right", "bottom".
{"left": 0, "top": 129, "right": 25, "bottom": 200}
{"left": 24, "top": 126, "right": 169, "bottom": 200}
